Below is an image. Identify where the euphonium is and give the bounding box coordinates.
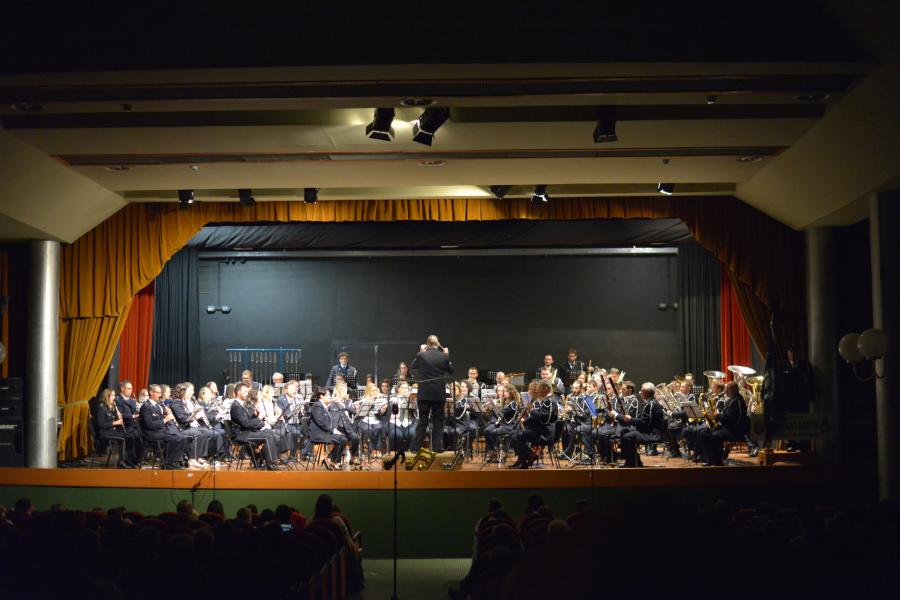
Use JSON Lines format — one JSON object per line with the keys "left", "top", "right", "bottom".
{"left": 404, "top": 447, "right": 437, "bottom": 471}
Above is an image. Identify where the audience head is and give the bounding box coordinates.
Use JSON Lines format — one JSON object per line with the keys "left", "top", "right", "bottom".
{"left": 206, "top": 500, "right": 224, "bottom": 516}
{"left": 314, "top": 494, "right": 334, "bottom": 520}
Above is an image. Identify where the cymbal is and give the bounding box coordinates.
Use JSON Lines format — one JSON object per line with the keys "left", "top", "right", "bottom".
{"left": 728, "top": 365, "right": 756, "bottom": 377}
{"left": 703, "top": 370, "right": 727, "bottom": 380}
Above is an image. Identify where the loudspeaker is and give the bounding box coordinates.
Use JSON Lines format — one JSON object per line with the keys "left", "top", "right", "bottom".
{"left": 0, "top": 419, "right": 24, "bottom": 467}
{"left": 0, "top": 378, "right": 23, "bottom": 422}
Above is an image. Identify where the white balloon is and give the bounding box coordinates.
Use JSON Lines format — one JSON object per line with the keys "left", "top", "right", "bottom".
{"left": 858, "top": 328, "right": 890, "bottom": 359}
{"left": 838, "top": 333, "right": 863, "bottom": 363}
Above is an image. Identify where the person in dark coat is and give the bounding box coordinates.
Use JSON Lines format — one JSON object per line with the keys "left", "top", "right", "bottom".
{"left": 410, "top": 334, "right": 454, "bottom": 452}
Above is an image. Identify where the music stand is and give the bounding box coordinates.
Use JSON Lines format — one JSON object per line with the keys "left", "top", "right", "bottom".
{"left": 682, "top": 401, "right": 702, "bottom": 420}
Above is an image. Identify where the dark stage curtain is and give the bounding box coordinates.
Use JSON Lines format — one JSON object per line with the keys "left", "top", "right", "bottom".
{"left": 149, "top": 247, "right": 199, "bottom": 386}
{"left": 187, "top": 218, "right": 694, "bottom": 250}
{"left": 678, "top": 243, "right": 721, "bottom": 374}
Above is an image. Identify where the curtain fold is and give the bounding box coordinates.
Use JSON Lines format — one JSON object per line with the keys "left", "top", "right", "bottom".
{"left": 119, "top": 282, "right": 155, "bottom": 392}
{"left": 149, "top": 247, "right": 200, "bottom": 386}
{"left": 56, "top": 196, "right": 806, "bottom": 459}
{"left": 721, "top": 267, "right": 753, "bottom": 374}
{"left": 678, "top": 243, "right": 722, "bottom": 374}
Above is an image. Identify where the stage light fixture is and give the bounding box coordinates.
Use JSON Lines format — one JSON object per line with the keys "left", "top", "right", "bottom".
{"left": 238, "top": 188, "right": 255, "bottom": 206}
{"left": 412, "top": 107, "right": 450, "bottom": 146}
{"left": 365, "top": 108, "right": 396, "bottom": 141}
{"left": 593, "top": 108, "right": 618, "bottom": 143}
{"left": 304, "top": 187, "right": 319, "bottom": 204}
{"left": 206, "top": 305, "right": 217, "bottom": 314}
{"left": 220, "top": 305, "right": 232, "bottom": 314}
{"left": 531, "top": 185, "right": 549, "bottom": 206}
{"left": 657, "top": 183, "right": 675, "bottom": 195}
{"left": 178, "top": 189, "right": 194, "bottom": 209}
{"left": 489, "top": 185, "right": 512, "bottom": 199}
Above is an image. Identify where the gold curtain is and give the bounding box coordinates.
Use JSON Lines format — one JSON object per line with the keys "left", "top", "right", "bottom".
{"left": 57, "top": 196, "right": 805, "bottom": 459}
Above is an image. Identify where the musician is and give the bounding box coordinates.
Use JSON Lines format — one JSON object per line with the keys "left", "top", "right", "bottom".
{"left": 387, "top": 380, "right": 416, "bottom": 452}
{"left": 198, "top": 385, "right": 232, "bottom": 458}
{"left": 699, "top": 381, "right": 750, "bottom": 466}
{"left": 240, "top": 370, "right": 263, "bottom": 391}
{"left": 326, "top": 352, "right": 358, "bottom": 391}
{"left": 595, "top": 379, "right": 619, "bottom": 464}
{"left": 277, "top": 380, "right": 305, "bottom": 459}
{"left": 448, "top": 380, "right": 478, "bottom": 455}
{"left": 229, "top": 383, "right": 280, "bottom": 470}
{"left": 562, "top": 380, "right": 595, "bottom": 460}
{"left": 608, "top": 368, "right": 622, "bottom": 384}
{"left": 139, "top": 384, "right": 188, "bottom": 469}
{"left": 494, "top": 371, "right": 508, "bottom": 387}
{"left": 510, "top": 379, "right": 557, "bottom": 469}
{"left": 466, "top": 367, "right": 481, "bottom": 394}
{"left": 331, "top": 382, "right": 360, "bottom": 463}
{"left": 97, "top": 388, "right": 139, "bottom": 468}
{"left": 558, "top": 349, "right": 585, "bottom": 389}
{"left": 355, "top": 381, "right": 386, "bottom": 459}
{"left": 483, "top": 383, "right": 521, "bottom": 460}
{"left": 664, "top": 379, "right": 693, "bottom": 459}
{"left": 160, "top": 384, "right": 173, "bottom": 407}
{"left": 410, "top": 335, "right": 454, "bottom": 453}
{"left": 618, "top": 383, "right": 666, "bottom": 468}
{"left": 170, "top": 382, "right": 220, "bottom": 467}
{"left": 307, "top": 386, "right": 347, "bottom": 469}
{"left": 539, "top": 366, "right": 565, "bottom": 396}
{"left": 136, "top": 387, "right": 149, "bottom": 410}
{"left": 392, "top": 362, "right": 413, "bottom": 387}
{"left": 114, "top": 379, "right": 143, "bottom": 463}
{"left": 257, "top": 385, "right": 286, "bottom": 454}
{"left": 601, "top": 380, "right": 640, "bottom": 465}
{"left": 271, "top": 371, "right": 284, "bottom": 385}
{"left": 685, "top": 379, "right": 725, "bottom": 463}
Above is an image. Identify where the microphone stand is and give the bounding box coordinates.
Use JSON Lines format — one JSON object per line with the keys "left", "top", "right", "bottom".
{"left": 385, "top": 394, "right": 403, "bottom": 600}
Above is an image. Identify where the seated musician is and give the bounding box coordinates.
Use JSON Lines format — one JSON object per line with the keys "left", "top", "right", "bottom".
{"left": 171, "top": 382, "right": 223, "bottom": 467}
{"left": 240, "top": 369, "right": 262, "bottom": 391}
{"left": 277, "top": 379, "right": 305, "bottom": 460}
{"left": 562, "top": 380, "right": 596, "bottom": 461}
{"left": 539, "top": 366, "right": 565, "bottom": 397}
{"left": 602, "top": 380, "right": 640, "bottom": 464}
{"left": 699, "top": 381, "right": 750, "bottom": 466}
{"left": 392, "top": 362, "right": 414, "bottom": 387}
{"left": 685, "top": 379, "right": 725, "bottom": 463}
{"left": 466, "top": 367, "right": 481, "bottom": 394}
{"left": 387, "top": 380, "right": 416, "bottom": 452}
{"left": 96, "top": 388, "right": 139, "bottom": 468}
{"left": 229, "top": 383, "right": 280, "bottom": 470}
{"left": 510, "top": 379, "right": 557, "bottom": 469}
{"left": 619, "top": 382, "right": 666, "bottom": 468}
{"left": 140, "top": 384, "right": 188, "bottom": 470}
{"left": 665, "top": 379, "right": 694, "bottom": 459}
{"left": 197, "top": 385, "right": 232, "bottom": 458}
{"left": 115, "top": 380, "right": 143, "bottom": 463}
{"left": 483, "top": 383, "right": 521, "bottom": 460}
{"left": 595, "top": 379, "right": 619, "bottom": 464}
{"left": 494, "top": 371, "right": 508, "bottom": 387}
{"left": 448, "top": 380, "right": 479, "bottom": 456}
{"left": 355, "top": 382, "right": 386, "bottom": 459}
{"left": 257, "top": 385, "right": 286, "bottom": 455}
{"left": 331, "top": 382, "right": 360, "bottom": 464}
{"left": 308, "top": 386, "right": 347, "bottom": 470}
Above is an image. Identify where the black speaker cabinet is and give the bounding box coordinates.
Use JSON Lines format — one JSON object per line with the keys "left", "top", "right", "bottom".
{"left": 0, "top": 378, "right": 23, "bottom": 422}
{"left": 0, "top": 419, "right": 24, "bottom": 467}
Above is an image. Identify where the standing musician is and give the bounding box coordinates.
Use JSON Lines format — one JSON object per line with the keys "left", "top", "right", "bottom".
{"left": 355, "top": 381, "right": 387, "bottom": 460}
{"left": 466, "top": 367, "right": 481, "bottom": 394}
{"left": 562, "top": 380, "right": 596, "bottom": 461}
{"left": 171, "top": 382, "right": 223, "bottom": 467}
{"left": 558, "top": 348, "right": 585, "bottom": 391}
{"left": 449, "top": 380, "right": 479, "bottom": 456}
{"left": 699, "top": 381, "right": 750, "bottom": 466}
{"left": 619, "top": 382, "right": 666, "bottom": 468}
{"left": 387, "top": 380, "right": 416, "bottom": 452}
{"left": 483, "top": 383, "right": 521, "bottom": 460}
{"left": 392, "top": 362, "right": 414, "bottom": 387}
{"left": 685, "top": 379, "right": 725, "bottom": 463}
{"left": 229, "top": 383, "right": 280, "bottom": 470}
{"left": 114, "top": 380, "right": 143, "bottom": 464}
{"left": 331, "top": 382, "right": 360, "bottom": 464}
{"left": 96, "top": 388, "right": 139, "bottom": 468}
{"left": 140, "top": 384, "right": 188, "bottom": 470}
{"left": 326, "top": 352, "right": 358, "bottom": 391}
{"left": 308, "top": 386, "right": 347, "bottom": 470}
{"left": 410, "top": 335, "right": 454, "bottom": 453}
{"left": 510, "top": 379, "right": 558, "bottom": 469}
{"left": 240, "top": 370, "right": 263, "bottom": 391}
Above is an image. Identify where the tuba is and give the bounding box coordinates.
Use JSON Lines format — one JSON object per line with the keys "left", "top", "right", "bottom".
{"left": 746, "top": 375, "right": 764, "bottom": 415}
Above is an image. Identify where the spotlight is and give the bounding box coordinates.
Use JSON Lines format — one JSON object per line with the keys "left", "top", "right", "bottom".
{"left": 178, "top": 189, "right": 194, "bottom": 209}
{"left": 304, "top": 187, "right": 319, "bottom": 204}
{"left": 365, "top": 108, "right": 396, "bottom": 141}
{"left": 531, "top": 185, "right": 549, "bottom": 206}
{"left": 593, "top": 108, "right": 618, "bottom": 143}
{"left": 657, "top": 183, "right": 675, "bottom": 195}
{"left": 412, "top": 107, "right": 450, "bottom": 146}
{"left": 206, "top": 305, "right": 218, "bottom": 314}
{"left": 238, "top": 188, "right": 255, "bottom": 206}
{"left": 220, "top": 305, "right": 231, "bottom": 314}
{"left": 489, "top": 185, "right": 512, "bottom": 199}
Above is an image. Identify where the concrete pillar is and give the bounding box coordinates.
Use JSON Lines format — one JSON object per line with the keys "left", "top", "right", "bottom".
{"left": 869, "top": 192, "right": 900, "bottom": 501}
{"left": 25, "top": 240, "right": 59, "bottom": 468}
{"left": 806, "top": 228, "right": 840, "bottom": 460}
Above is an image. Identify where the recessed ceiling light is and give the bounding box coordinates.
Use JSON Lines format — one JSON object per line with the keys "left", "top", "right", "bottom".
{"left": 795, "top": 92, "right": 831, "bottom": 102}
{"left": 737, "top": 155, "right": 763, "bottom": 163}
{"left": 706, "top": 95, "right": 718, "bottom": 105}
{"left": 190, "top": 165, "right": 200, "bottom": 171}
{"left": 104, "top": 165, "right": 131, "bottom": 172}
{"left": 400, "top": 98, "right": 437, "bottom": 107}
{"left": 417, "top": 159, "right": 447, "bottom": 167}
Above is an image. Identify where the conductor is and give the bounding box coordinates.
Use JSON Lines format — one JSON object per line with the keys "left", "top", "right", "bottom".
{"left": 410, "top": 334, "right": 454, "bottom": 452}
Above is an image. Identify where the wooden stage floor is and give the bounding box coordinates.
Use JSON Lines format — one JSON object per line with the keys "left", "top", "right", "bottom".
{"left": 0, "top": 450, "right": 831, "bottom": 492}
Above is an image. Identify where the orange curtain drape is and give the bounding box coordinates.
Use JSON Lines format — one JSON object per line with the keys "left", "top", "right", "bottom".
{"left": 721, "top": 267, "right": 753, "bottom": 375}
{"left": 57, "top": 196, "right": 805, "bottom": 459}
{"left": 119, "top": 282, "right": 154, "bottom": 392}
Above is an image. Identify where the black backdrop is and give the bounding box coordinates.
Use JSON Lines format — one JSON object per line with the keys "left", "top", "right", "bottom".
{"left": 193, "top": 253, "right": 680, "bottom": 388}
